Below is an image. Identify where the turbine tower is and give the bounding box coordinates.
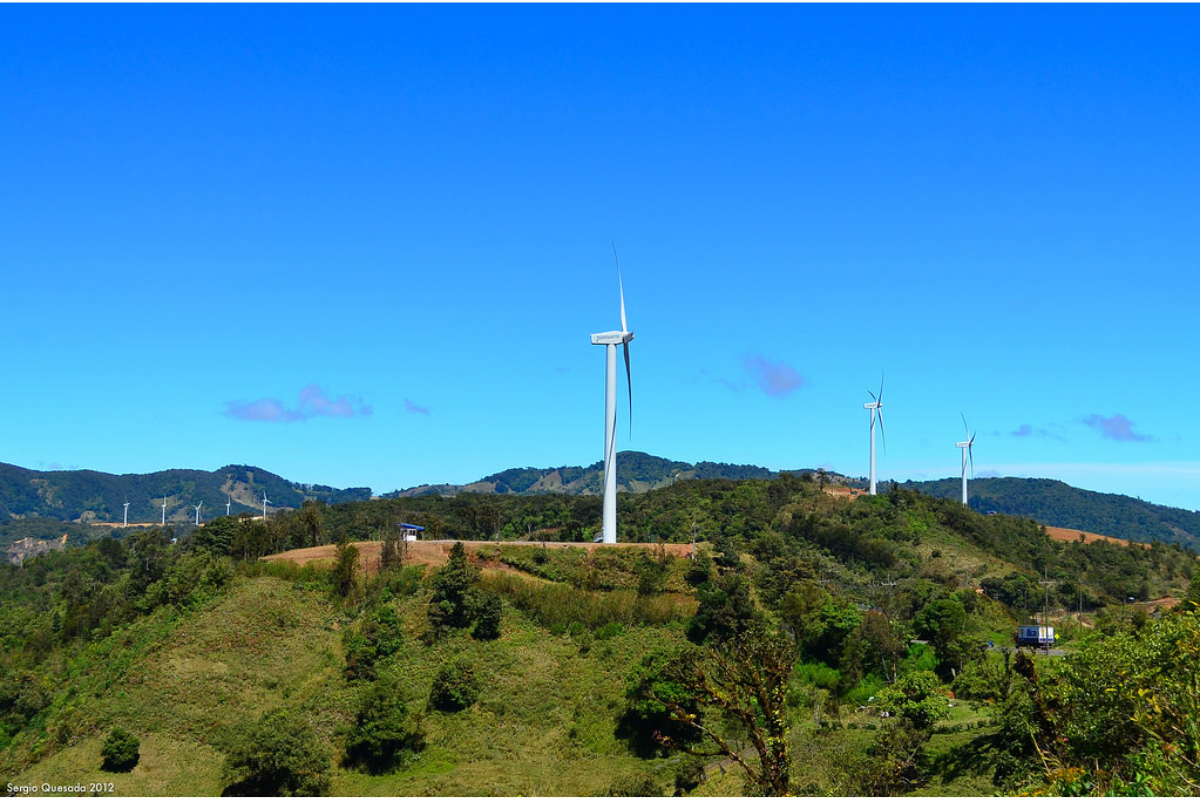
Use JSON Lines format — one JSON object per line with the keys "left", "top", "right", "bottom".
{"left": 863, "top": 376, "right": 886, "bottom": 495}
{"left": 589, "top": 246, "right": 634, "bottom": 544}
{"left": 161, "top": 496, "right": 167, "bottom": 526}
{"left": 122, "top": 499, "right": 130, "bottom": 528}
{"left": 956, "top": 414, "right": 976, "bottom": 506}
{"left": 262, "top": 491, "right": 271, "bottom": 521}
{"left": 226, "top": 492, "right": 232, "bottom": 516}
{"left": 194, "top": 501, "right": 203, "bottom": 525}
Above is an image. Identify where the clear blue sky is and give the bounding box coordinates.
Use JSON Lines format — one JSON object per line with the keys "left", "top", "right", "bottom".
{"left": 4, "top": 5, "right": 1199, "bottom": 511}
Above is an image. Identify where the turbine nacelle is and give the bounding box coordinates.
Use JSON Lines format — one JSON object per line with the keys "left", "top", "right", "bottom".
{"left": 590, "top": 331, "right": 635, "bottom": 346}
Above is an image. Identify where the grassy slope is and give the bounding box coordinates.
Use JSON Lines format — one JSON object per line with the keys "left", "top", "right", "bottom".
{"left": 7, "top": 573, "right": 692, "bottom": 797}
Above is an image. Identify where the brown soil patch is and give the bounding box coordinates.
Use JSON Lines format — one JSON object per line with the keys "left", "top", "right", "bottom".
{"left": 823, "top": 486, "right": 867, "bottom": 499}
{"left": 1046, "top": 526, "right": 1149, "bottom": 549}
{"left": 263, "top": 540, "right": 696, "bottom": 575}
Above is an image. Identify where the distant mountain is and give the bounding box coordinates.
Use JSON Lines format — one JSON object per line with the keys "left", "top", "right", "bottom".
{"left": 0, "top": 462, "right": 371, "bottom": 526}
{"left": 901, "top": 477, "right": 1200, "bottom": 552}
{"left": 385, "top": 451, "right": 801, "bottom": 498}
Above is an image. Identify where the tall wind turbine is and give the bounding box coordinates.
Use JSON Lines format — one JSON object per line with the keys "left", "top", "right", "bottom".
{"left": 194, "top": 501, "right": 203, "bottom": 525}
{"left": 161, "top": 496, "right": 167, "bottom": 526}
{"left": 226, "top": 492, "right": 232, "bottom": 516}
{"left": 262, "top": 492, "right": 271, "bottom": 521}
{"left": 956, "top": 414, "right": 977, "bottom": 506}
{"left": 122, "top": 499, "right": 130, "bottom": 528}
{"left": 863, "top": 376, "right": 886, "bottom": 495}
{"left": 589, "top": 246, "right": 634, "bottom": 544}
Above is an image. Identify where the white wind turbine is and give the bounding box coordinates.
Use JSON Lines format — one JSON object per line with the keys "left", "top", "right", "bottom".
{"left": 589, "top": 246, "right": 634, "bottom": 544}
{"left": 226, "top": 491, "right": 232, "bottom": 516}
{"left": 194, "top": 501, "right": 203, "bottom": 525}
{"left": 122, "top": 499, "right": 130, "bottom": 528}
{"left": 262, "top": 491, "right": 271, "bottom": 521}
{"left": 863, "top": 376, "right": 886, "bottom": 495}
{"left": 161, "top": 496, "right": 167, "bottom": 526}
{"left": 956, "top": 414, "right": 977, "bottom": 506}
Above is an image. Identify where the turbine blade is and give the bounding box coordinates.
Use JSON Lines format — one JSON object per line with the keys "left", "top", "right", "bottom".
{"left": 968, "top": 442, "right": 975, "bottom": 477}
{"left": 867, "top": 389, "right": 877, "bottom": 403}
{"left": 961, "top": 412, "right": 969, "bottom": 437}
{"left": 878, "top": 410, "right": 887, "bottom": 455}
{"left": 614, "top": 244, "right": 628, "bottom": 334}
{"left": 623, "top": 340, "right": 633, "bottom": 435}
{"left": 878, "top": 373, "right": 884, "bottom": 404}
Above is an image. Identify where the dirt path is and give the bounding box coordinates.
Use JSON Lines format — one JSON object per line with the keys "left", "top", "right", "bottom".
{"left": 1045, "top": 525, "right": 1148, "bottom": 549}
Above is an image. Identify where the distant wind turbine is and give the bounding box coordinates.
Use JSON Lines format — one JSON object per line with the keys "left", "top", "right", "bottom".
{"left": 262, "top": 492, "right": 271, "bottom": 521}
{"left": 589, "top": 245, "right": 635, "bottom": 544}
{"left": 956, "top": 414, "right": 977, "bottom": 506}
{"left": 122, "top": 499, "right": 130, "bottom": 528}
{"left": 161, "top": 496, "right": 167, "bottom": 526}
{"left": 226, "top": 492, "right": 232, "bottom": 517}
{"left": 863, "top": 375, "right": 886, "bottom": 495}
{"left": 194, "top": 501, "right": 203, "bottom": 525}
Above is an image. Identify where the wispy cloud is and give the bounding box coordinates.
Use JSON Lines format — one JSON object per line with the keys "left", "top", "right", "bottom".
{"left": 225, "top": 384, "right": 372, "bottom": 423}
{"left": 1082, "top": 413, "right": 1154, "bottom": 443}
{"left": 743, "top": 355, "right": 805, "bottom": 398}
{"left": 404, "top": 398, "right": 431, "bottom": 416}
{"left": 1011, "top": 423, "right": 1065, "bottom": 441}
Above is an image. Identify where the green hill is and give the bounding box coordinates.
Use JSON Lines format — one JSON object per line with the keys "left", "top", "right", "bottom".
{"left": 903, "top": 476, "right": 1200, "bottom": 552}
{"left": 0, "top": 462, "right": 371, "bottom": 527}
{"left": 2, "top": 475, "right": 1198, "bottom": 796}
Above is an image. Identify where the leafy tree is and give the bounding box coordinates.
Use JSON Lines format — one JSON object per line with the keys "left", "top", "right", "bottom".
{"left": 332, "top": 538, "right": 358, "bottom": 599}
{"left": 427, "top": 542, "right": 478, "bottom": 634}
{"left": 617, "top": 649, "right": 704, "bottom": 758}
{"left": 686, "top": 573, "right": 758, "bottom": 644}
{"left": 471, "top": 591, "right": 503, "bottom": 641}
{"left": 630, "top": 625, "right": 797, "bottom": 796}
{"left": 101, "top": 727, "right": 140, "bottom": 772}
{"left": 344, "top": 676, "right": 425, "bottom": 774}
{"left": 221, "top": 710, "right": 332, "bottom": 796}
{"left": 430, "top": 656, "right": 480, "bottom": 712}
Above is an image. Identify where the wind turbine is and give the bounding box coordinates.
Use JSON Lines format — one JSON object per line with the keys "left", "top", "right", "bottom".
{"left": 863, "top": 375, "right": 886, "bottom": 495}
{"left": 194, "top": 501, "right": 203, "bottom": 525}
{"left": 122, "top": 499, "right": 130, "bottom": 528}
{"left": 262, "top": 491, "right": 271, "bottom": 521}
{"left": 589, "top": 246, "right": 634, "bottom": 544}
{"left": 956, "top": 414, "right": 977, "bottom": 506}
{"left": 226, "top": 491, "right": 232, "bottom": 516}
{"left": 161, "top": 496, "right": 167, "bottom": 526}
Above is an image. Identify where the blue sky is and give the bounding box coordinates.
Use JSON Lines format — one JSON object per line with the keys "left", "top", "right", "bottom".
{"left": 3, "top": 5, "right": 1199, "bottom": 511}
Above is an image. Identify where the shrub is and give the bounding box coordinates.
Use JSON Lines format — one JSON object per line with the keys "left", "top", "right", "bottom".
{"left": 344, "top": 677, "right": 425, "bottom": 774}
{"left": 221, "top": 710, "right": 332, "bottom": 796}
{"left": 608, "top": 772, "right": 661, "bottom": 796}
{"left": 100, "top": 727, "right": 140, "bottom": 772}
{"left": 471, "top": 591, "right": 503, "bottom": 641}
{"left": 430, "top": 657, "right": 480, "bottom": 712}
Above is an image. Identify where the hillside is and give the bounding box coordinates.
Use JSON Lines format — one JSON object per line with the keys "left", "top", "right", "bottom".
{"left": 0, "top": 462, "right": 370, "bottom": 528}
{"left": 903, "top": 477, "right": 1200, "bottom": 552}
{"left": 386, "top": 451, "right": 796, "bottom": 497}
{"left": 2, "top": 474, "right": 1199, "bottom": 796}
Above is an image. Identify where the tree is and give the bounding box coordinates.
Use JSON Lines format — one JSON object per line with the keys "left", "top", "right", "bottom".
{"left": 631, "top": 625, "right": 797, "bottom": 796}
{"left": 427, "top": 542, "right": 478, "bottom": 634}
{"left": 332, "top": 538, "right": 359, "bottom": 599}
{"left": 471, "top": 591, "right": 503, "bottom": 641}
{"left": 430, "top": 656, "right": 480, "bottom": 712}
{"left": 344, "top": 676, "right": 425, "bottom": 774}
{"left": 221, "top": 710, "right": 333, "bottom": 796}
{"left": 686, "top": 573, "right": 759, "bottom": 644}
{"left": 101, "top": 727, "right": 140, "bottom": 772}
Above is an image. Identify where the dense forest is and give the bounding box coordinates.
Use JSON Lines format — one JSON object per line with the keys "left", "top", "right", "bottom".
{"left": 2, "top": 474, "right": 1198, "bottom": 795}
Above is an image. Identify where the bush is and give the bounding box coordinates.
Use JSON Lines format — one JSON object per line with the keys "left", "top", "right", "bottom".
{"left": 100, "top": 727, "right": 140, "bottom": 772}
{"left": 221, "top": 710, "right": 332, "bottom": 796}
{"left": 430, "top": 657, "right": 480, "bottom": 712}
{"left": 471, "top": 591, "right": 503, "bottom": 641}
{"left": 609, "top": 772, "right": 661, "bottom": 796}
{"left": 344, "top": 677, "right": 425, "bottom": 774}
